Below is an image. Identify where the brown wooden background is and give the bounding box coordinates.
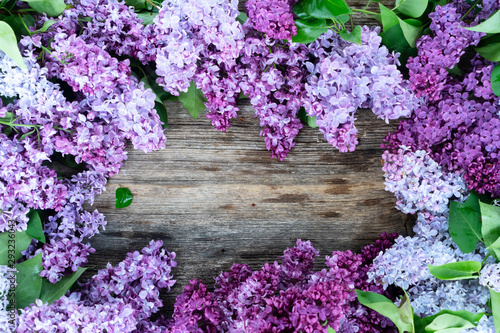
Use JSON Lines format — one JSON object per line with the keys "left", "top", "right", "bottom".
{"left": 84, "top": 0, "right": 408, "bottom": 314}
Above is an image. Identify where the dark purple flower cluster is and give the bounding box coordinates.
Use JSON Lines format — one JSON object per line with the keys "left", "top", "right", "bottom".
{"left": 18, "top": 240, "right": 177, "bottom": 332}
{"left": 163, "top": 236, "right": 398, "bottom": 333}
{"left": 384, "top": 3, "right": 500, "bottom": 197}
{"left": 245, "top": 0, "right": 298, "bottom": 40}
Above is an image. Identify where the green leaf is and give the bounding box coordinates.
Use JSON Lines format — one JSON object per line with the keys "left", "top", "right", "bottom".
{"left": 416, "top": 310, "right": 484, "bottom": 331}
{"left": 379, "top": 4, "right": 422, "bottom": 47}
{"left": 399, "top": 19, "right": 422, "bottom": 48}
{"left": 39, "top": 267, "right": 87, "bottom": 304}
{"left": 19, "top": 128, "right": 36, "bottom": 140}
{"left": 490, "top": 64, "right": 500, "bottom": 97}
{"left": 15, "top": 253, "right": 42, "bottom": 309}
{"left": 34, "top": 19, "right": 57, "bottom": 33}
{"left": 293, "top": 18, "right": 328, "bottom": 44}
{"left": 0, "top": 229, "right": 33, "bottom": 265}
{"left": 356, "top": 290, "right": 414, "bottom": 333}
{"left": 26, "top": 210, "right": 46, "bottom": 243}
{"left": 0, "top": 21, "right": 27, "bottom": 70}
{"left": 293, "top": 0, "right": 352, "bottom": 20}
{"left": 340, "top": 26, "right": 362, "bottom": 45}
{"left": 3, "top": 14, "right": 35, "bottom": 37}
{"left": 137, "top": 11, "right": 158, "bottom": 25}
{"left": 177, "top": 81, "right": 207, "bottom": 120}
{"left": 237, "top": 11, "right": 248, "bottom": 24}
{"left": 448, "top": 193, "right": 482, "bottom": 253}
{"left": 480, "top": 200, "right": 500, "bottom": 259}
{"left": 379, "top": 3, "right": 399, "bottom": 31}
{"left": 427, "top": 261, "right": 481, "bottom": 280}
{"left": 23, "top": 0, "right": 66, "bottom": 17}
{"left": 393, "top": 0, "right": 428, "bottom": 18}
{"left": 0, "top": 111, "right": 15, "bottom": 123}
{"left": 116, "top": 186, "right": 133, "bottom": 209}
{"left": 424, "top": 313, "right": 477, "bottom": 332}
{"left": 322, "top": 0, "right": 352, "bottom": 17}
{"left": 490, "top": 288, "right": 500, "bottom": 332}
{"left": 465, "top": 11, "right": 500, "bottom": 34}
{"left": 398, "top": 290, "right": 414, "bottom": 326}
{"left": 298, "top": 108, "right": 319, "bottom": 128}
{"left": 476, "top": 42, "right": 500, "bottom": 62}
{"left": 326, "top": 327, "right": 336, "bottom": 333}
{"left": 125, "top": 0, "right": 146, "bottom": 10}
{"left": 155, "top": 101, "right": 168, "bottom": 130}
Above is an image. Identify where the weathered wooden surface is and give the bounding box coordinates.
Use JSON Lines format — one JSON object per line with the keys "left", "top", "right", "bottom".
{"left": 85, "top": 99, "right": 411, "bottom": 312}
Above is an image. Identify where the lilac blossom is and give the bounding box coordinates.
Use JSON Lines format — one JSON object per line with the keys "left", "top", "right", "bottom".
{"left": 381, "top": 146, "right": 468, "bottom": 215}
{"left": 304, "top": 27, "right": 417, "bottom": 152}
{"left": 18, "top": 240, "right": 176, "bottom": 332}
{"left": 154, "top": 0, "right": 244, "bottom": 95}
{"left": 245, "top": 0, "right": 298, "bottom": 40}
{"left": 368, "top": 231, "right": 491, "bottom": 317}
{"left": 479, "top": 263, "right": 500, "bottom": 293}
{"left": 385, "top": 3, "right": 500, "bottom": 196}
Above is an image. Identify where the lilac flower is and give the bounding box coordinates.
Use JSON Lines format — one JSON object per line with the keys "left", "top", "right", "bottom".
{"left": 382, "top": 146, "right": 468, "bottom": 216}
{"left": 245, "top": 0, "right": 297, "bottom": 40}
{"left": 479, "top": 263, "right": 500, "bottom": 292}
{"left": 304, "top": 27, "right": 417, "bottom": 152}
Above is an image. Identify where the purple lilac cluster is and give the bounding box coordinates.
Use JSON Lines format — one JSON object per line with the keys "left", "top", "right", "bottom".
{"left": 368, "top": 232, "right": 491, "bottom": 317}
{"left": 236, "top": 29, "right": 308, "bottom": 160}
{"left": 18, "top": 240, "right": 176, "bottom": 332}
{"left": 153, "top": 0, "right": 244, "bottom": 95}
{"left": 245, "top": 0, "right": 298, "bottom": 40}
{"left": 385, "top": 3, "right": 500, "bottom": 196}
{"left": 381, "top": 146, "right": 468, "bottom": 216}
{"left": 303, "top": 27, "right": 417, "bottom": 152}
{"left": 71, "top": 0, "right": 156, "bottom": 63}
{"left": 479, "top": 263, "right": 500, "bottom": 293}
{"left": 163, "top": 236, "right": 398, "bottom": 333}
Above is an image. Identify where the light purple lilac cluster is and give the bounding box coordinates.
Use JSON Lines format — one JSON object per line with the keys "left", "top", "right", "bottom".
{"left": 303, "top": 27, "right": 417, "bottom": 152}
{"left": 368, "top": 232, "right": 491, "bottom": 317}
{"left": 479, "top": 263, "right": 500, "bottom": 293}
{"left": 245, "top": 0, "right": 298, "bottom": 40}
{"left": 153, "top": 0, "right": 244, "bottom": 95}
{"left": 162, "top": 236, "right": 398, "bottom": 333}
{"left": 381, "top": 146, "right": 468, "bottom": 216}
{"left": 236, "top": 29, "right": 308, "bottom": 160}
{"left": 385, "top": 3, "right": 500, "bottom": 196}
{"left": 18, "top": 240, "right": 176, "bottom": 332}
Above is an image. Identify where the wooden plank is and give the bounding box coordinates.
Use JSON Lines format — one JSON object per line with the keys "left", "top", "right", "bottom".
{"left": 84, "top": 99, "right": 412, "bottom": 312}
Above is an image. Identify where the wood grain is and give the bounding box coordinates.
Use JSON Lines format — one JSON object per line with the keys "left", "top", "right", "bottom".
{"left": 84, "top": 98, "right": 411, "bottom": 313}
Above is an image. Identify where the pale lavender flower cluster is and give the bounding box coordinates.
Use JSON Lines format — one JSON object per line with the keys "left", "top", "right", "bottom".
{"left": 368, "top": 232, "right": 490, "bottom": 317}
{"left": 304, "top": 27, "right": 417, "bottom": 152}
{"left": 18, "top": 240, "right": 176, "bottom": 332}
{"left": 154, "top": 0, "right": 244, "bottom": 95}
{"left": 381, "top": 146, "right": 468, "bottom": 216}
{"left": 245, "top": 0, "right": 298, "bottom": 40}
{"left": 479, "top": 263, "right": 500, "bottom": 293}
